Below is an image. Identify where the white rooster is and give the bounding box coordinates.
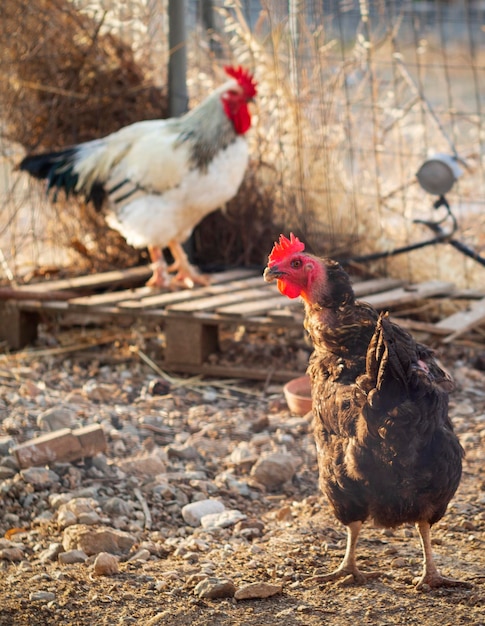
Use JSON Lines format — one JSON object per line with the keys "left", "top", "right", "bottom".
{"left": 19, "top": 66, "right": 257, "bottom": 288}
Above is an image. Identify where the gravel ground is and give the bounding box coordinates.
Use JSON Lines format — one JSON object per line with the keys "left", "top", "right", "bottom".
{"left": 0, "top": 324, "right": 483, "bottom": 626}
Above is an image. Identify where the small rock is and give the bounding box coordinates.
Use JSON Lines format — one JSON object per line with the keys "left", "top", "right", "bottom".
{"left": 58, "top": 549, "right": 88, "bottom": 564}
{"left": 166, "top": 443, "right": 199, "bottom": 461}
{"left": 21, "top": 467, "right": 60, "bottom": 488}
{"left": 3, "top": 512, "right": 20, "bottom": 526}
{"left": 62, "top": 525, "right": 136, "bottom": 556}
{"left": 0, "top": 455, "right": 19, "bottom": 470}
{"left": 38, "top": 543, "right": 64, "bottom": 563}
{"left": 34, "top": 511, "right": 55, "bottom": 525}
{"left": 250, "top": 453, "right": 298, "bottom": 489}
{"left": 19, "top": 380, "right": 43, "bottom": 398}
{"left": 275, "top": 505, "right": 292, "bottom": 521}
{"left": 49, "top": 493, "right": 72, "bottom": 509}
{"left": 29, "top": 591, "right": 56, "bottom": 602}
{"left": 0, "top": 466, "right": 16, "bottom": 479}
{"left": 118, "top": 452, "right": 166, "bottom": 477}
{"left": 215, "top": 471, "right": 251, "bottom": 497}
{"left": 0, "top": 547, "right": 24, "bottom": 561}
{"left": 0, "top": 436, "right": 15, "bottom": 456}
{"left": 82, "top": 381, "right": 116, "bottom": 403}
{"left": 102, "top": 497, "right": 134, "bottom": 517}
{"left": 93, "top": 552, "right": 119, "bottom": 576}
{"left": 78, "top": 512, "right": 101, "bottom": 525}
{"left": 127, "top": 549, "right": 151, "bottom": 562}
{"left": 200, "top": 509, "right": 246, "bottom": 529}
{"left": 57, "top": 497, "right": 101, "bottom": 526}
{"left": 234, "top": 582, "right": 283, "bottom": 600}
{"left": 37, "top": 407, "right": 77, "bottom": 431}
{"left": 194, "top": 577, "right": 236, "bottom": 599}
{"left": 181, "top": 499, "right": 225, "bottom": 527}
{"left": 57, "top": 510, "right": 78, "bottom": 529}
{"left": 234, "top": 519, "right": 265, "bottom": 539}
{"left": 229, "top": 443, "right": 257, "bottom": 468}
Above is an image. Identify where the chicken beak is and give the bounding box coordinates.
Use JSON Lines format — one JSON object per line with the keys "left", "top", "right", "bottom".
{"left": 263, "top": 265, "right": 280, "bottom": 283}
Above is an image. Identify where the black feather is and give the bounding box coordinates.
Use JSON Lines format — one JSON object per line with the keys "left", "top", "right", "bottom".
{"left": 19, "top": 149, "right": 106, "bottom": 211}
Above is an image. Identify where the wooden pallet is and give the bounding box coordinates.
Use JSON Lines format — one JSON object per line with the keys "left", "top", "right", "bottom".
{"left": 0, "top": 265, "right": 474, "bottom": 381}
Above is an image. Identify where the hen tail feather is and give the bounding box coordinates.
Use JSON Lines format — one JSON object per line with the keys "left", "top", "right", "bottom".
{"left": 359, "top": 312, "right": 411, "bottom": 412}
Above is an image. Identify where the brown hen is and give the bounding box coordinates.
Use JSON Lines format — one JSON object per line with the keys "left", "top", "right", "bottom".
{"left": 264, "top": 233, "right": 469, "bottom": 590}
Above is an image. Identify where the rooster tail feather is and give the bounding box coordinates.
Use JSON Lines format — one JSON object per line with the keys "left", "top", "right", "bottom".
{"left": 20, "top": 149, "right": 77, "bottom": 189}
{"left": 19, "top": 148, "right": 106, "bottom": 211}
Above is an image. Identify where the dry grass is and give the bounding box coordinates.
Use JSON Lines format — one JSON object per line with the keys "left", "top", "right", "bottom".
{"left": 0, "top": 0, "right": 168, "bottom": 276}
{"left": 0, "top": 0, "right": 167, "bottom": 150}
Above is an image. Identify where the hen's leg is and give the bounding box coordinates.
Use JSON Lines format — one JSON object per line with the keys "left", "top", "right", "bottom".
{"left": 167, "top": 240, "right": 209, "bottom": 288}
{"left": 414, "top": 521, "right": 471, "bottom": 590}
{"left": 310, "top": 521, "right": 379, "bottom": 584}
{"left": 146, "top": 245, "right": 170, "bottom": 288}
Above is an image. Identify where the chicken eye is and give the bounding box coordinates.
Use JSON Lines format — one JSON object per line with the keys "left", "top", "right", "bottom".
{"left": 291, "top": 259, "right": 302, "bottom": 269}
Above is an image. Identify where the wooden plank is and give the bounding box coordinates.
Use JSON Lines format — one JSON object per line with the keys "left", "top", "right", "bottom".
{"left": 389, "top": 316, "right": 451, "bottom": 336}
{"left": 119, "top": 268, "right": 258, "bottom": 310}
{"left": 168, "top": 284, "right": 277, "bottom": 313}
{"left": 69, "top": 286, "right": 154, "bottom": 308}
{"left": 218, "top": 294, "right": 298, "bottom": 316}
{"left": 216, "top": 278, "right": 404, "bottom": 318}
{"left": 269, "top": 308, "right": 304, "bottom": 322}
{"left": 0, "top": 303, "right": 40, "bottom": 350}
{"left": 352, "top": 277, "right": 405, "bottom": 298}
{"left": 0, "top": 287, "right": 79, "bottom": 302}
{"left": 435, "top": 298, "right": 485, "bottom": 340}
{"left": 163, "top": 361, "right": 299, "bottom": 383}
{"left": 363, "top": 280, "right": 454, "bottom": 310}
{"left": 166, "top": 276, "right": 267, "bottom": 312}
{"left": 14, "top": 266, "right": 152, "bottom": 293}
{"left": 164, "top": 317, "right": 219, "bottom": 366}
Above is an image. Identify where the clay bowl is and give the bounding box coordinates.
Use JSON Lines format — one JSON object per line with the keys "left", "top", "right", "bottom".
{"left": 283, "top": 375, "right": 312, "bottom": 416}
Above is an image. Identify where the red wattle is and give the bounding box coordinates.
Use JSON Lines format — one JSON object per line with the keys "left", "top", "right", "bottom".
{"left": 277, "top": 279, "right": 301, "bottom": 299}
{"left": 222, "top": 98, "right": 251, "bottom": 135}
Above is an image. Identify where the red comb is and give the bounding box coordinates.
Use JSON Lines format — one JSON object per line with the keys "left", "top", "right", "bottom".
{"left": 268, "top": 233, "right": 305, "bottom": 265}
{"left": 224, "top": 65, "right": 257, "bottom": 98}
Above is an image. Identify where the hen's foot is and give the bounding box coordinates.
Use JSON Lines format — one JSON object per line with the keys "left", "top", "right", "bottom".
{"left": 307, "top": 566, "right": 380, "bottom": 586}
{"left": 414, "top": 573, "right": 472, "bottom": 591}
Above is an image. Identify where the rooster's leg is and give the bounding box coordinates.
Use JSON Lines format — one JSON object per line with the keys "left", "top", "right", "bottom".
{"left": 167, "top": 241, "right": 209, "bottom": 288}
{"left": 146, "top": 245, "right": 170, "bottom": 288}
{"left": 309, "top": 521, "right": 380, "bottom": 585}
{"left": 414, "top": 521, "right": 471, "bottom": 590}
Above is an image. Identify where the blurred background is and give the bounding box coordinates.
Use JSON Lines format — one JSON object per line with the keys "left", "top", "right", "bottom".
{"left": 0, "top": 0, "right": 484, "bottom": 287}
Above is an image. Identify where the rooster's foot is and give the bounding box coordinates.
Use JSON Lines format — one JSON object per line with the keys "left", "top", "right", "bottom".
{"left": 307, "top": 566, "right": 380, "bottom": 587}
{"left": 414, "top": 573, "right": 472, "bottom": 591}
{"left": 168, "top": 267, "right": 210, "bottom": 289}
{"left": 146, "top": 267, "right": 170, "bottom": 289}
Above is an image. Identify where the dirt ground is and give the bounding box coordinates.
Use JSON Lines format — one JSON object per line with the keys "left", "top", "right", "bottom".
{"left": 0, "top": 323, "right": 483, "bottom": 626}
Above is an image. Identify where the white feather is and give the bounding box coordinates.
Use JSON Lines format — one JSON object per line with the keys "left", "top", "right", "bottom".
{"left": 74, "top": 120, "right": 189, "bottom": 194}
{"left": 105, "top": 137, "right": 248, "bottom": 248}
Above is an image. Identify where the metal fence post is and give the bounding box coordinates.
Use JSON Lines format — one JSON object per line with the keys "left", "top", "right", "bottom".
{"left": 168, "top": 0, "right": 188, "bottom": 117}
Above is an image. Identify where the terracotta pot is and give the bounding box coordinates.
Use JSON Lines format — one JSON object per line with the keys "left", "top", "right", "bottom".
{"left": 283, "top": 375, "right": 312, "bottom": 416}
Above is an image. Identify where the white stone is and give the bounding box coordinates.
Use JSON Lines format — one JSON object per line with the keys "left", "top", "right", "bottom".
{"left": 181, "top": 499, "right": 225, "bottom": 527}
{"left": 200, "top": 509, "right": 246, "bottom": 529}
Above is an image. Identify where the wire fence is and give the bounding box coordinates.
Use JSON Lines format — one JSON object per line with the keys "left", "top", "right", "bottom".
{"left": 0, "top": 0, "right": 484, "bottom": 287}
